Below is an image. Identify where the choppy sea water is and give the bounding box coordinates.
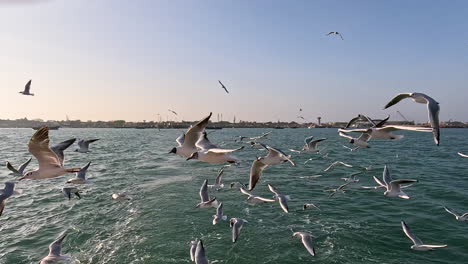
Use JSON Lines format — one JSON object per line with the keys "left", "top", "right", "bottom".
{"left": 0, "top": 128, "right": 467, "bottom": 264}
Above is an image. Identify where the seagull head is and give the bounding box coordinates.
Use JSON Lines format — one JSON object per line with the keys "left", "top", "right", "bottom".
{"left": 19, "top": 170, "right": 36, "bottom": 180}
{"left": 168, "top": 147, "right": 177, "bottom": 154}
{"left": 186, "top": 152, "right": 199, "bottom": 161}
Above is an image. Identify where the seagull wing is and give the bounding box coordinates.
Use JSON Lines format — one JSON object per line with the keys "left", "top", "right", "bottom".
{"left": 309, "top": 138, "right": 327, "bottom": 149}
{"left": 401, "top": 221, "right": 423, "bottom": 246}
{"left": 383, "top": 93, "right": 412, "bottom": 109}
{"left": 6, "top": 162, "right": 19, "bottom": 174}
{"left": 382, "top": 165, "right": 393, "bottom": 187}
{"left": 426, "top": 98, "right": 440, "bottom": 145}
{"left": 83, "top": 139, "right": 99, "bottom": 148}
{"left": 77, "top": 161, "right": 91, "bottom": 180}
{"left": 267, "top": 184, "right": 280, "bottom": 195}
{"left": 444, "top": 206, "right": 460, "bottom": 218}
{"left": 28, "top": 127, "right": 62, "bottom": 169}
{"left": 278, "top": 195, "right": 289, "bottom": 213}
{"left": 300, "top": 234, "right": 316, "bottom": 256}
{"left": 458, "top": 152, "right": 468, "bottom": 157}
{"left": 373, "top": 176, "right": 386, "bottom": 187}
{"left": 175, "top": 133, "right": 185, "bottom": 146}
{"left": 51, "top": 138, "right": 76, "bottom": 165}
{"left": 48, "top": 233, "right": 66, "bottom": 257}
{"left": 304, "top": 136, "right": 314, "bottom": 145}
{"left": 248, "top": 159, "right": 268, "bottom": 191}
{"left": 196, "top": 132, "right": 218, "bottom": 150}
{"left": 0, "top": 200, "right": 5, "bottom": 217}
{"left": 199, "top": 179, "right": 209, "bottom": 202}
{"left": 379, "top": 125, "right": 432, "bottom": 132}
{"left": 339, "top": 132, "right": 354, "bottom": 140}
{"left": 18, "top": 157, "right": 33, "bottom": 173}
{"left": 183, "top": 113, "right": 212, "bottom": 148}
{"left": 206, "top": 146, "right": 244, "bottom": 154}
{"left": 266, "top": 147, "right": 295, "bottom": 166}
{"left": 374, "top": 115, "right": 390, "bottom": 128}
{"left": 24, "top": 80, "right": 31, "bottom": 93}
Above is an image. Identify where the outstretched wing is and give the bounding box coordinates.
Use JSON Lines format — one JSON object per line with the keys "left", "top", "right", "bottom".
{"left": 401, "top": 221, "right": 423, "bottom": 246}
{"left": 28, "top": 127, "right": 62, "bottom": 169}
{"left": 6, "top": 162, "right": 19, "bottom": 174}
{"left": 383, "top": 93, "right": 412, "bottom": 109}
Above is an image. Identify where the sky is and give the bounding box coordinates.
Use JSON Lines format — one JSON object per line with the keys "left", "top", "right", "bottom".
{"left": 0, "top": 0, "right": 467, "bottom": 123}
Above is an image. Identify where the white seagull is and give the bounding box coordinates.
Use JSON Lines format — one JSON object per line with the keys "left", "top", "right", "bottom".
{"left": 268, "top": 184, "right": 290, "bottom": 213}
{"left": 75, "top": 138, "right": 99, "bottom": 153}
{"left": 401, "top": 221, "right": 447, "bottom": 251}
{"left": 248, "top": 144, "right": 295, "bottom": 191}
{"left": 6, "top": 158, "right": 32, "bottom": 176}
{"left": 67, "top": 162, "right": 91, "bottom": 184}
{"left": 169, "top": 113, "right": 212, "bottom": 158}
{"left": 39, "top": 232, "right": 72, "bottom": 264}
{"left": 339, "top": 131, "right": 371, "bottom": 149}
{"left": 230, "top": 218, "right": 248, "bottom": 243}
{"left": 212, "top": 202, "right": 227, "bottom": 225}
{"left": 196, "top": 179, "right": 218, "bottom": 208}
{"left": 443, "top": 206, "right": 468, "bottom": 221}
{"left": 324, "top": 161, "right": 353, "bottom": 172}
{"left": 303, "top": 203, "right": 320, "bottom": 210}
{"left": 380, "top": 165, "right": 418, "bottom": 199}
{"left": 208, "top": 166, "right": 227, "bottom": 190}
{"left": 21, "top": 127, "right": 80, "bottom": 180}
{"left": 19, "top": 79, "right": 34, "bottom": 96}
{"left": 384, "top": 93, "right": 440, "bottom": 145}
{"left": 239, "top": 187, "right": 276, "bottom": 204}
{"left": 293, "top": 232, "right": 316, "bottom": 256}
{"left": 289, "top": 136, "right": 327, "bottom": 153}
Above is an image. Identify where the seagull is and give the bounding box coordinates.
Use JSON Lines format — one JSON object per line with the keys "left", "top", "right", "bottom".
{"left": 290, "top": 136, "right": 327, "bottom": 153}
{"left": 303, "top": 203, "right": 320, "bottom": 210}
{"left": 341, "top": 173, "right": 360, "bottom": 183}
{"left": 338, "top": 125, "right": 432, "bottom": 141}
{"left": 169, "top": 113, "right": 212, "bottom": 158}
{"left": 324, "top": 161, "right": 353, "bottom": 172}
{"left": 239, "top": 187, "right": 276, "bottom": 204}
{"left": 342, "top": 145, "right": 359, "bottom": 152}
{"left": 235, "top": 131, "right": 272, "bottom": 142}
{"left": 196, "top": 179, "right": 218, "bottom": 208}
{"left": 361, "top": 175, "right": 415, "bottom": 190}
{"left": 248, "top": 144, "right": 295, "bottom": 191}
{"left": 458, "top": 152, "right": 468, "bottom": 158}
{"left": 112, "top": 193, "right": 131, "bottom": 200}
{"left": 212, "top": 202, "right": 228, "bottom": 225}
{"left": 326, "top": 31, "right": 344, "bottom": 40}
{"left": 187, "top": 146, "right": 244, "bottom": 164}
{"left": 443, "top": 206, "right": 468, "bottom": 221}
{"left": 208, "top": 166, "right": 227, "bottom": 190}
{"left": 293, "top": 232, "right": 316, "bottom": 256}
{"left": 339, "top": 131, "right": 371, "bottom": 148}
{"left": 401, "top": 221, "right": 447, "bottom": 251}
{"left": 67, "top": 162, "right": 91, "bottom": 184}
{"left": 194, "top": 240, "right": 209, "bottom": 264}
{"left": 0, "top": 182, "right": 16, "bottom": 217}
{"left": 62, "top": 187, "right": 81, "bottom": 200}
{"left": 6, "top": 158, "right": 32, "bottom": 176}
{"left": 19, "top": 79, "right": 34, "bottom": 96}
{"left": 297, "top": 116, "right": 305, "bottom": 120}
{"left": 218, "top": 80, "right": 229, "bottom": 94}
{"left": 268, "top": 184, "right": 290, "bottom": 213}
{"left": 20, "top": 127, "right": 80, "bottom": 180}
{"left": 384, "top": 93, "right": 440, "bottom": 145}
{"left": 328, "top": 182, "right": 353, "bottom": 198}
{"left": 380, "top": 165, "right": 418, "bottom": 199}
{"left": 75, "top": 139, "right": 99, "bottom": 153}
{"left": 344, "top": 114, "right": 389, "bottom": 128}
{"left": 51, "top": 138, "right": 76, "bottom": 166}
{"left": 168, "top": 109, "right": 178, "bottom": 115}
{"left": 39, "top": 232, "right": 71, "bottom": 264}
{"left": 189, "top": 240, "right": 198, "bottom": 262}
{"left": 230, "top": 218, "right": 248, "bottom": 243}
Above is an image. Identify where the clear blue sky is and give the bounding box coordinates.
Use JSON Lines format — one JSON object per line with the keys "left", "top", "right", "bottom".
{"left": 1, "top": 0, "right": 467, "bottom": 123}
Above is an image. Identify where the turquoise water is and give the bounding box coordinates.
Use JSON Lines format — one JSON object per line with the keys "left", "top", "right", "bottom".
{"left": 0, "top": 128, "right": 467, "bottom": 264}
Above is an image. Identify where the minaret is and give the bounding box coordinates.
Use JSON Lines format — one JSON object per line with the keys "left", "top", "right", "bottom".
{"left": 317, "top": 117, "right": 321, "bottom": 126}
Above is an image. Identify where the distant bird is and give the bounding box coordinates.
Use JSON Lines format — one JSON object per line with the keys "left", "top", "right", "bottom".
{"left": 239, "top": 187, "right": 276, "bottom": 204}
{"left": 111, "top": 193, "right": 131, "bottom": 200}
{"left": 194, "top": 240, "right": 209, "bottom": 264}
{"left": 39, "top": 232, "right": 71, "bottom": 264}
{"left": 62, "top": 187, "right": 81, "bottom": 200}
{"left": 342, "top": 145, "right": 358, "bottom": 152}
{"left": 326, "top": 31, "right": 344, "bottom": 40}
{"left": 384, "top": 93, "right": 440, "bottom": 145}
{"left": 235, "top": 131, "right": 272, "bottom": 142}
{"left": 248, "top": 144, "right": 295, "bottom": 191}
{"left": 67, "top": 162, "right": 91, "bottom": 184}
{"left": 401, "top": 221, "right": 447, "bottom": 251}
{"left": 51, "top": 138, "right": 76, "bottom": 166}
{"left": 212, "top": 202, "right": 227, "bottom": 225}
{"left": 443, "top": 206, "right": 468, "bottom": 221}
{"left": 323, "top": 161, "right": 353, "bottom": 172}
{"left": 303, "top": 203, "right": 320, "bottom": 210}
{"left": 328, "top": 182, "right": 353, "bottom": 198}
{"left": 341, "top": 173, "right": 360, "bottom": 183}
{"left": 458, "top": 152, "right": 468, "bottom": 158}
{"left": 169, "top": 113, "right": 212, "bottom": 158}
{"left": 339, "top": 131, "right": 371, "bottom": 148}
{"left": 379, "top": 165, "right": 418, "bottom": 199}
{"left": 75, "top": 139, "right": 99, "bottom": 153}
{"left": 230, "top": 218, "right": 248, "bottom": 243}
{"left": 297, "top": 116, "right": 305, "bottom": 120}
{"left": 218, "top": 80, "right": 229, "bottom": 94}
{"left": 196, "top": 179, "right": 218, "bottom": 208}
{"left": 299, "top": 108, "right": 302, "bottom": 112}
{"left": 168, "top": 109, "right": 178, "bottom": 115}
{"left": 0, "top": 182, "right": 16, "bottom": 217}
{"left": 19, "top": 79, "right": 34, "bottom": 96}
{"left": 290, "top": 136, "right": 327, "bottom": 153}
{"left": 6, "top": 158, "right": 32, "bottom": 176}
{"left": 293, "top": 232, "right": 316, "bottom": 256}
{"left": 208, "top": 166, "right": 227, "bottom": 190}
{"left": 344, "top": 114, "right": 389, "bottom": 128}
{"left": 268, "top": 184, "right": 290, "bottom": 213}
{"left": 21, "top": 127, "right": 80, "bottom": 180}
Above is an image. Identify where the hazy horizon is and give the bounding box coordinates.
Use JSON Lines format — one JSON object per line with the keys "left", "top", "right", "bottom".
{"left": 1, "top": 0, "right": 467, "bottom": 123}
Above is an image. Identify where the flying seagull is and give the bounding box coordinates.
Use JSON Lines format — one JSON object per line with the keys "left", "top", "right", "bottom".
{"left": 303, "top": 203, "right": 320, "bottom": 210}
{"left": 379, "top": 165, "right": 417, "bottom": 199}
{"left": 268, "top": 184, "right": 290, "bottom": 213}
{"left": 212, "top": 202, "right": 227, "bottom": 225}
{"left": 293, "top": 232, "right": 316, "bottom": 256}
{"left": 339, "top": 131, "right": 371, "bottom": 149}
{"left": 401, "top": 221, "right": 447, "bottom": 251}
{"left": 323, "top": 161, "right": 353, "bottom": 172}
{"left": 384, "top": 93, "right": 440, "bottom": 145}
{"left": 443, "top": 206, "right": 468, "bottom": 221}
{"left": 188, "top": 132, "right": 244, "bottom": 164}
{"left": 169, "top": 112, "right": 212, "bottom": 158}
{"left": 230, "top": 218, "right": 248, "bottom": 243}
{"left": 168, "top": 109, "right": 178, "bottom": 115}
{"left": 344, "top": 114, "right": 389, "bottom": 128}
{"left": 39, "top": 232, "right": 71, "bottom": 264}
{"left": 75, "top": 139, "right": 99, "bottom": 153}
{"left": 6, "top": 158, "right": 32, "bottom": 176}
{"left": 218, "top": 80, "right": 229, "bottom": 94}
{"left": 326, "top": 32, "right": 344, "bottom": 40}
{"left": 196, "top": 179, "right": 218, "bottom": 208}
{"left": 19, "top": 79, "right": 34, "bottom": 96}
{"left": 290, "top": 136, "right": 327, "bottom": 153}
{"left": 21, "top": 127, "right": 80, "bottom": 180}
{"left": 239, "top": 187, "right": 276, "bottom": 204}
{"left": 208, "top": 166, "right": 228, "bottom": 189}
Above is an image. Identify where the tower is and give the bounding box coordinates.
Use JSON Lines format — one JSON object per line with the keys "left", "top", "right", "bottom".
{"left": 317, "top": 117, "right": 321, "bottom": 126}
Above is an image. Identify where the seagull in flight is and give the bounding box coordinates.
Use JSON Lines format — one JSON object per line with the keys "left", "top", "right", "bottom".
{"left": 19, "top": 79, "right": 34, "bottom": 96}
{"left": 384, "top": 92, "right": 440, "bottom": 145}
{"left": 239, "top": 187, "right": 276, "bottom": 204}
{"left": 293, "top": 232, "right": 316, "bottom": 256}
{"left": 168, "top": 109, "right": 178, "bottom": 115}
{"left": 290, "top": 136, "right": 327, "bottom": 153}
{"left": 379, "top": 165, "right": 418, "bottom": 199}
{"left": 6, "top": 158, "right": 32, "bottom": 176}
{"left": 401, "top": 221, "right": 447, "bottom": 251}
{"left": 39, "top": 232, "right": 72, "bottom": 264}
{"left": 326, "top": 32, "right": 344, "bottom": 40}
{"left": 443, "top": 206, "right": 468, "bottom": 221}
{"left": 218, "top": 80, "right": 229, "bottom": 94}
{"left": 169, "top": 112, "right": 212, "bottom": 158}
{"left": 268, "top": 184, "right": 291, "bottom": 213}
{"left": 196, "top": 179, "right": 218, "bottom": 208}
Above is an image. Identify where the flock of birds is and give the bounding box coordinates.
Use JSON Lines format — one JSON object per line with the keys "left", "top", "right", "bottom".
{"left": 3, "top": 84, "right": 468, "bottom": 263}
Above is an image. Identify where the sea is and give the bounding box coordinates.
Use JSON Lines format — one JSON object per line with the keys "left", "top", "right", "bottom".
{"left": 0, "top": 128, "right": 467, "bottom": 264}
